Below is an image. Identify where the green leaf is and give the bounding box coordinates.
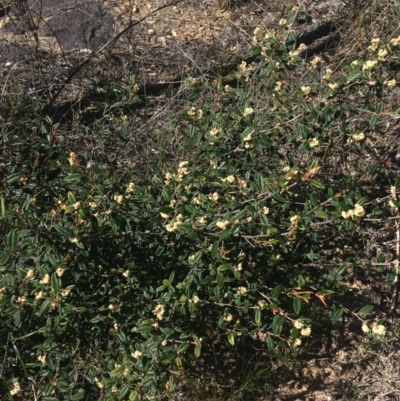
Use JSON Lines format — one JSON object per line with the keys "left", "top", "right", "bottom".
{"left": 298, "top": 275, "right": 305, "bottom": 287}
{"left": 217, "top": 272, "right": 224, "bottom": 287}
{"left": 309, "top": 178, "right": 325, "bottom": 189}
{"left": 159, "top": 206, "right": 174, "bottom": 214}
{"left": 217, "top": 264, "right": 229, "bottom": 272}
{"left": 346, "top": 70, "right": 361, "bottom": 82}
{"left": 51, "top": 274, "right": 60, "bottom": 293}
{"left": 119, "top": 384, "right": 131, "bottom": 399}
{"left": 211, "top": 241, "right": 219, "bottom": 259}
{"left": 37, "top": 298, "right": 51, "bottom": 316}
{"left": 189, "top": 250, "right": 203, "bottom": 266}
{"left": 254, "top": 172, "right": 265, "bottom": 190}
{"left": 227, "top": 332, "right": 235, "bottom": 346}
{"left": 67, "top": 191, "right": 76, "bottom": 204}
{"left": 266, "top": 336, "right": 275, "bottom": 350}
{"left": 255, "top": 308, "right": 261, "bottom": 325}
{"left": 293, "top": 298, "right": 301, "bottom": 315}
{"left": 7, "top": 229, "right": 17, "bottom": 252}
{"left": 219, "top": 228, "right": 233, "bottom": 240}
{"left": 359, "top": 305, "right": 374, "bottom": 315}
{"left": 330, "top": 305, "right": 343, "bottom": 324}
{"left": 7, "top": 172, "right": 25, "bottom": 184}
{"left": 194, "top": 344, "right": 201, "bottom": 358}
{"left": 272, "top": 314, "right": 285, "bottom": 334}
{"left": 64, "top": 173, "right": 83, "bottom": 183}
{"left": 175, "top": 357, "right": 183, "bottom": 370}
{"left": 0, "top": 197, "right": 5, "bottom": 218}
{"left": 111, "top": 365, "right": 126, "bottom": 377}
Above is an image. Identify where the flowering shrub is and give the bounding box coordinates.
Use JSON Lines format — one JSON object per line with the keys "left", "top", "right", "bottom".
{"left": 1, "top": 4, "right": 398, "bottom": 400}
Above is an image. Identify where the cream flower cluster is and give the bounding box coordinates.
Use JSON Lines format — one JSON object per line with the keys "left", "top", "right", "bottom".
{"left": 165, "top": 214, "right": 183, "bottom": 232}
{"left": 293, "top": 320, "right": 312, "bottom": 336}
{"left": 341, "top": 203, "right": 365, "bottom": 219}
{"left": 362, "top": 322, "right": 386, "bottom": 336}
{"left": 288, "top": 43, "right": 307, "bottom": 64}
{"left": 153, "top": 304, "right": 165, "bottom": 320}
{"left": 165, "top": 161, "right": 190, "bottom": 184}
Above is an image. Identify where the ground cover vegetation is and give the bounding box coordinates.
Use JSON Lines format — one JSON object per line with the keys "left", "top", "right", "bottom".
{"left": 1, "top": 1, "right": 400, "bottom": 400}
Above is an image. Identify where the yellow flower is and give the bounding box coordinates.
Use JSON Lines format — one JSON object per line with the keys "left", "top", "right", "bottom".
{"left": 378, "top": 48, "right": 388, "bottom": 61}
{"left": 114, "top": 195, "right": 123, "bottom": 204}
{"left": 390, "top": 35, "right": 400, "bottom": 46}
{"left": 89, "top": 201, "right": 97, "bottom": 208}
{"left": 236, "top": 286, "right": 247, "bottom": 295}
{"left": 39, "top": 274, "right": 50, "bottom": 285}
{"left": 190, "top": 296, "right": 200, "bottom": 304}
{"left": 239, "top": 61, "right": 247, "bottom": 71}
{"left": 293, "top": 338, "right": 302, "bottom": 347}
{"left": 243, "top": 133, "right": 252, "bottom": 142}
{"left": 361, "top": 323, "right": 370, "bottom": 333}
{"left": 224, "top": 313, "right": 233, "bottom": 322}
{"left": 322, "top": 68, "right": 333, "bottom": 80}
{"left": 310, "top": 56, "right": 321, "bottom": 68}
{"left": 73, "top": 201, "right": 80, "bottom": 210}
{"left": 274, "top": 81, "right": 282, "bottom": 91}
{"left": 235, "top": 263, "right": 243, "bottom": 271}
{"left": 216, "top": 220, "right": 229, "bottom": 230}
{"left": 368, "top": 38, "right": 380, "bottom": 51}
{"left": 341, "top": 210, "right": 354, "bottom": 219}
{"left": 17, "top": 296, "right": 27, "bottom": 305}
{"left": 261, "top": 206, "right": 269, "bottom": 215}
{"left": 37, "top": 354, "right": 46, "bottom": 364}
{"left": 187, "top": 106, "right": 196, "bottom": 116}
{"left": 362, "top": 60, "right": 378, "bottom": 70}
{"left": 56, "top": 267, "right": 64, "bottom": 277}
{"left": 258, "top": 300, "right": 267, "bottom": 309}
{"left": 94, "top": 378, "right": 104, "bottom": 389}
{"left": 153, "top": 304, "right": 165, "bottom": 320}
{"left": 353, "top": 203, "right": 365, "bottom": 217}
{"left": 60, "top": 289, "right": 70, "bottom": 297}
{"left": 300, "top": 326, "right": 312, "bottom": 336}
{"left": 132, "top": 350, "right": 143, "bottom": 359}
{"left": 301, "top": 86, "right": 311, "bottom": 95}
{"left": 126, "top": 182, "right": 135, "bottom": 193}
{"left": 209, "top": 192, "right": 219, "bottom": 202}
{"left": 198, "top": 216, "right": 207, "bottom": 224}
{"left": 161, "top": 339, "right": 168, "bottom": 346}
{"left": 328, "top": 83, "right": 338, "bottom": 90}
{"left": 352, "top": 132, "right": 365, "bottom": 142}
{"left": 122, "top": 270, "right": 130, "bottom": 278}
{"left": 298, "top": 43, "right": 307, "bottom": 52}
{"left": 26, "top": 269, "right": 35, "bottom": 280}
{"left": 290, "top": 215, "right": 300, "bottom": 226}
{"left": 35, "top": 291, "right": 46, "bottom": 300}
{"left": 371, "top": 323, "right": 386, "bottom": 336}
{"left": 69, "top": 237, "right": 79, "bottom": 243}
{"left": 309, "top": 138, "right": 320, "bottom": 148}
{"left": 237, "top": 178, "right": 247, "bottom": 188}
{"left": 294, "top": 320, "right": 304, "bottom": 329}
{"left": 10, "top": 382, "right": 21, "bottom": 396}
{"left": 243, "top": 107, "right": 254, "bottom": 117}
{"left": 108, "top": 304, "right": 117, "bottom": 311}
{"left": 160, "top": 212, "right": 169, "bottom": 219}
{"left": 68, "top": 152, "right": 78, "bottom": 166}
{"left": 279, "top": 19, "right": 288, "bottom": 27}
{"left": 221, "top": 175, "right": 235, "bottom": 184}
{"left": 384, "top": 79, "right": 396, "bottom": 87}
{"left": 209, "top": 127, "right": 222, "bottom": 137}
